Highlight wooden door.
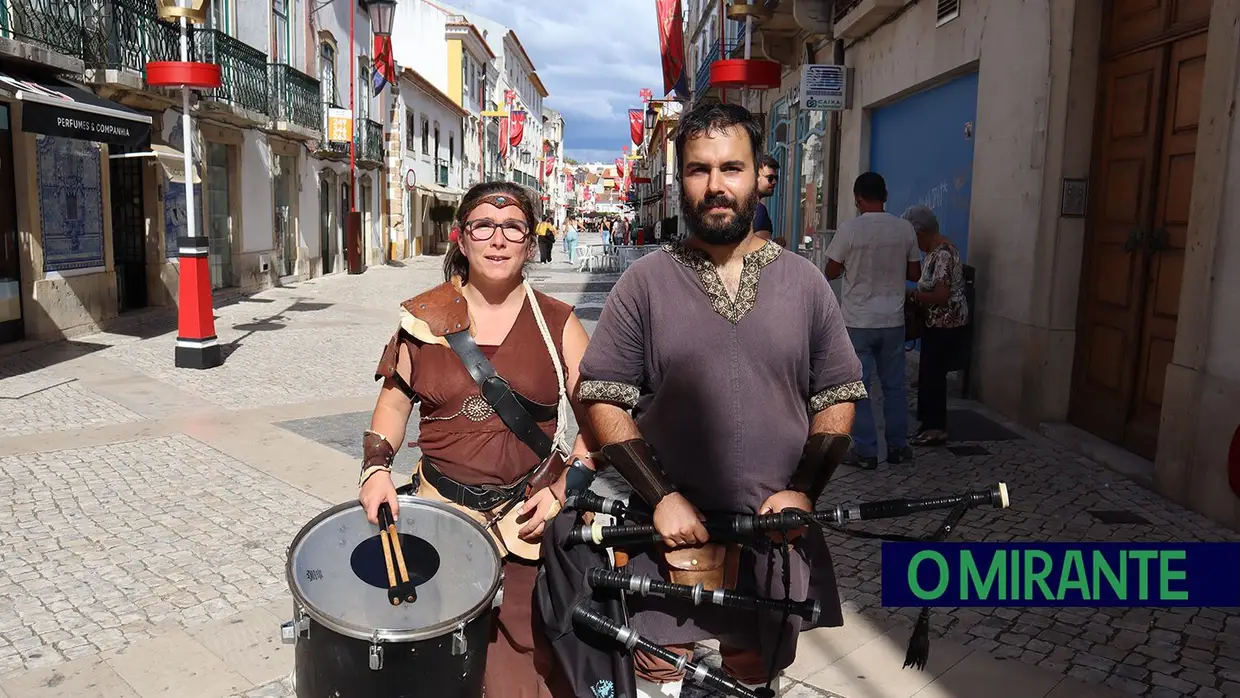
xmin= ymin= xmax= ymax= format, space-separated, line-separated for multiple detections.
xmin=1069 ymin=0 xmax=1209 ymax=459
xmin=1126 ymin=32 xmax=1206 ymax=456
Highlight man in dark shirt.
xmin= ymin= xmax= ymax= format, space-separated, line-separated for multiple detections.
xmin=752 ymin=154 xmax=779 ymax=240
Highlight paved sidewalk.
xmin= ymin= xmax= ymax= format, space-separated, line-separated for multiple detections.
xmin=0 ymin=246 xmax=1233 ymax=698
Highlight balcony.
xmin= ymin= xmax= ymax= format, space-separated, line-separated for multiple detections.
xmin=435 ymin=158 xmax=449 ymax=186
xmin=268 ymin=63 xmax=321 ymax=139
xmin=0 ymin=0 xmax=87 ymax=71
xmin=832 ymin=0 xmax=905 ymax=39
xmin=693 ymin=44 xmax=720 ymax=103
xmin=193 ymin=28 xmax=269 ymax=123
xmin=357 ymin=118 xmax=382 ymax=167
xmin=314 ymin=101 xmax=349 ymax=159
xmin=81 ymin=0 xmax=181 ymax=102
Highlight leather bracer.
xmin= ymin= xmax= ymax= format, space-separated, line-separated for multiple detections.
xmin=788 ymin=433 xmax=853 ymax=503
xmin=599 ymin=439 xmax=675 ymax=508
xmin=362 ymin=430 xmax=396 ymax=470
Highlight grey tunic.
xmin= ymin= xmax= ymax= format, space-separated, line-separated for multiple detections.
xmin=577 ymin=240 xmax=866 ymax=669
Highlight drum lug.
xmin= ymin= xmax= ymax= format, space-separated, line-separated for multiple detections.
xmin=370 ymin=631 xmax=384 ymax=670
xmin=280 ymin=614 xmax=309 ymax=644
xmin=451 ymin=624 xmax=467 ymax=656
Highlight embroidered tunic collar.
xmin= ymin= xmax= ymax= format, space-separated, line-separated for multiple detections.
xmin=663 ymin=239 xmax=782 ymax=324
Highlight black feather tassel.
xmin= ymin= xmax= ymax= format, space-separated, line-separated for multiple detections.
xmin=903 ymin=607 xmax=931 ymax=670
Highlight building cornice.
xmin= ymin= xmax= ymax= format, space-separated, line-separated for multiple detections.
xmin=400 ymin=67 xmax=470 ymax=119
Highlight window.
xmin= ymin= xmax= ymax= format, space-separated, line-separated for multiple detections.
xmin=421 ymin=117 xmax=430 ymax=155
xmin=357 ymin=57 xmax=369 ymax=121
xmin=449 ymin=134 xmax=455 ymax=169
xmin=406 ymin=110 xmax=416 ymax=150
xmin=433 ymin=122 xmax=441 ymax=160
xmin=461 ymin=61 xmax=469 ymax=103
xmin=320 ymin=42 xmax=337 ymax=105
xmin=210 ymin=0 xmax=228 ymax=33
xmin=272 ymin=0 xmax=289 ymax=63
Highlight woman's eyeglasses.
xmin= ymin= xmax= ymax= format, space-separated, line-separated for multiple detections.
xmin=463 ymin=219 xmax=530 ymax=243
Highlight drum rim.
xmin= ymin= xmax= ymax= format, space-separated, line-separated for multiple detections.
xmin=285 ymin=494 xmax=503 ymax=643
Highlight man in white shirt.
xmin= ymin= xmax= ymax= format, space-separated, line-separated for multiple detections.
xmin=825 ymin=172 xmax=922 ymax=468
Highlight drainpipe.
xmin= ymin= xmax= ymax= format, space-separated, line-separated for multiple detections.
xmin=825 ymin=37 xmax=844 ymax=230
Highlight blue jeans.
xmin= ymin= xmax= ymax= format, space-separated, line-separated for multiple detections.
xmin=564 ymin=235 xmax=578 ymax=262
xmin=847 ymin=326 xmax=909 ymax=458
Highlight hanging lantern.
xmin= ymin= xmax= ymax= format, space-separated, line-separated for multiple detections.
xmin=156 ymin=0 xmax=211 ymax=24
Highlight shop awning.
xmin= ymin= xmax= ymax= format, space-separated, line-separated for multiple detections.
xmin=0 ymin=72 xmax=151 ymax=147
xmin=417 ymin=182 xmax=464 ymax=198
xmin=108 ymin=144 xmax=201 ymax=183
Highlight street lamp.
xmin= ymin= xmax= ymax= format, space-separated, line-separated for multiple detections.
xmin=366 ymin=0 xmax=397 ymax=36
xmin=644 ymin=106 xmax=657 ymax=134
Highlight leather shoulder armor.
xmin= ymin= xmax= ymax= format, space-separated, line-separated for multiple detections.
xmin=400 ymin=282 xmax=471 ymax=338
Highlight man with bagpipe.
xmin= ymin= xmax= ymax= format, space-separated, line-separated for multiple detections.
xmin=535 ymin=102 xmax=866 ymax=698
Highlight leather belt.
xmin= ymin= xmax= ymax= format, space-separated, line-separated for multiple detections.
xmin=420 ymin=457 xmax=526 ymax=512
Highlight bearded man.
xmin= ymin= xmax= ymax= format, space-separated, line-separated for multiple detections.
xmin=574 ymin=103 xmax=866 ymax=697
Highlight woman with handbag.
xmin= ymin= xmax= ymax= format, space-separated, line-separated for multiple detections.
xmin=359 ymin=181 xmax=597 ymax=697
xmin=903 ymin=205 xmax=969 ymax=447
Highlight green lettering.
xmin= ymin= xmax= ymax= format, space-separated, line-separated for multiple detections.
xmin=962 ymin=550 xmax=1004 ymax=601
xmin=1010 ymin=546 xmax=1019 ymax=600
xmin=1023 ymin=550 xmax=1055 ymax=600
xmin=1159 ymin=550 xmax=1188 ymax=601
xmin=1058 ymin=550 xmax=1090 ymax=601
xmin=1092 ymin=550 xmax=1126 ymax=600
xmin=1129 ymin=550 xmax=1157 ymax=600
xmin=908 ymin=551 xmax=949 ymax=600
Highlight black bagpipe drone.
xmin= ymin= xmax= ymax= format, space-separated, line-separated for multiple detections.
xmin=544 ymin=482 xmax=1011 ymax=698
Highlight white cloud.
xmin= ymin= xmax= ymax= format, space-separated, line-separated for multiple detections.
xmin=450 ymin=0 xmax=665 ymax=158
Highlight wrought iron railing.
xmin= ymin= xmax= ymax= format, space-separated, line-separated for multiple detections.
xmin=268 ymin=63 xmax=321 ymax=131
xmin=435 ymin=158 xmax=448 ymax=186
xmin=694 ymin=44 xmax=719 ymax=101
xmin=3 ymin=0 xmax=88 ymax=58
xmin=194 ymin=28 xmax=269 ymax=115
xmin=358 ymin=118 xmax=383 ymax=162
xmin=82 ymin=0 xmax=180 ymax=74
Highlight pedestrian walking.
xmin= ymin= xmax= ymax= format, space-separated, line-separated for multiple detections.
xmin=903 ymin=205 xmax=969 ymax=446
xmin=563 ymin=215 xmax=579 ymax=264
xmin=753 ymin=154 xmax=778 ymax=240
xmin=361 ymin=181 xmax=598 ymax=698
xmin=825 ymin=172 xmax=922 ymax=469
xmin=536 ymin=214 xmax=555 ymax=263
xmin=575 ymin=102 xmax=863 ymax=698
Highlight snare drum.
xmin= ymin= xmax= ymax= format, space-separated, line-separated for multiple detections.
xmin=281 ymin=495 xmax=503 ymax=697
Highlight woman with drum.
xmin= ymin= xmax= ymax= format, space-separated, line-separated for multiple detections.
xmin=359 ymin=181 xmax=597 ymax=697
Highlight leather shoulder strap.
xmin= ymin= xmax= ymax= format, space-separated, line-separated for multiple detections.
xmin=445 ymin=329 xmax=555 ymax=461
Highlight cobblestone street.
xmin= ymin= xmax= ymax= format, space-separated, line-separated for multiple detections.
xmin=0 ymin=245 xmax=1236 ymax=698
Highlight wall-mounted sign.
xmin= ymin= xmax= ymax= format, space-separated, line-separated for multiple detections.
xmin=800 ymin=64 xmax=847 ymax=111
xmin=1060 ymin=178 xmax=1088 ymax=218
xmin=327 ymin=108 xmax=352 ymax=143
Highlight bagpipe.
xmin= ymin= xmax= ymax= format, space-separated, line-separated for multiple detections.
xmin=535 ymin=482 xmax=1012 ymax=698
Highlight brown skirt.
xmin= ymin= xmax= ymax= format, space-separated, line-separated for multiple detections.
xmin=484 ymin=557 xmax=574 ymax=698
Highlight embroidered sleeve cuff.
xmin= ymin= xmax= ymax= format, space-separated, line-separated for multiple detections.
xmin=809 ymin=381 xmax=868 ymax=412
xmin=577 ymin=380 xmax=641 ymax=409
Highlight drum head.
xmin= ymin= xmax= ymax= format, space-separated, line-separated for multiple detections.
xmin=287 ymin=495 xmax=502 ymax=642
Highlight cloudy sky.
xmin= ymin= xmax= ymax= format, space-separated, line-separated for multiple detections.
xmin=448 ymin=0 xmax=664 ymax=164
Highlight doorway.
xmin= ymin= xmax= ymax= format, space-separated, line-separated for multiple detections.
xmin=110 ymin=144 xmax=148 ymax=312
xmin=1068 ymin=1 xmax=1210 ymax=459
xmin=205 ymin=141 xmax=233 ymax=290
xmin=275 ymin=154 xmax=296 ymax=277
xmin=360 ymin=177 xmax=373 ymax=264
xmin=320 ymin=172 xmax=334 ymax=274
xmin=0 ymin=104 xmax=21 ymax=343
xmin=340 ymin=180 xmax=351 ymax=267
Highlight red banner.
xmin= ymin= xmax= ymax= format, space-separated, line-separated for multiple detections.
xmin=509 ymin=111 xmax=525 ymax=147
xmin=499 ymin=119 xmax=509 ymax=157
xmin=615 ymin=158 xmax=625 ymax=178
xmin=544 ymin=158 xmax=554 ymax=177
xmin=629 ymin=109 xmax=644 ymax=147
xmin=656 ymin=0 xmax=689 ymax=96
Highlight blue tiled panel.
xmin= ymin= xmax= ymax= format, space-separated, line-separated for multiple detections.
xmin=38 ymin=136 xmax=105 ymax=273
xmin=163 ymin=177 xmax=203 ymax=259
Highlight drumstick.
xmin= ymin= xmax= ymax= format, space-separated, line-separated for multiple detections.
xmin=379 ymin=503 xmax=417 ymax=604
xmin=378 ymin=526 xmax=400 ymax=601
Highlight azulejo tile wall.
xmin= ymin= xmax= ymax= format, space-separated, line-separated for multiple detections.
xmin=163 ymin=177 xmax=203 ymax=259
xmin=37 ymin=135 xmax=105 ymax=273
